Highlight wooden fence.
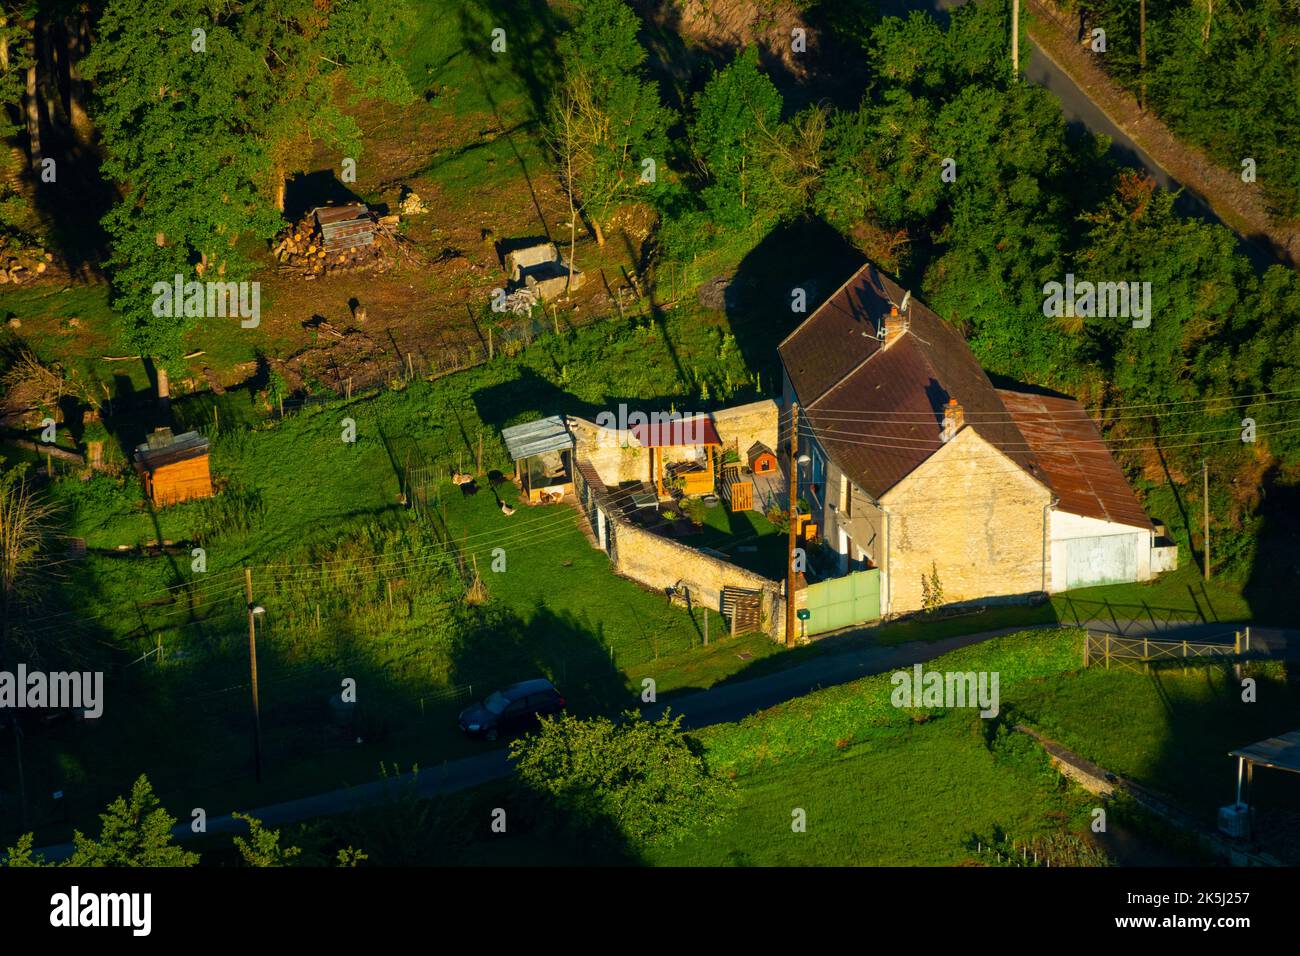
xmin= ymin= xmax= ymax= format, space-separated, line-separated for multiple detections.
xmin=1084 ymin=627 xmax=1251 ymax=673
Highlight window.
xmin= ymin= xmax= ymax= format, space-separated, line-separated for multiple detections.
xmin=484 ymin=692 xmax=510 ymax=715
xmin=808 ymin=447 xmax=825 ymax=505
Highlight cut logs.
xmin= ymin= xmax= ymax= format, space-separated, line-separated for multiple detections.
xmin=273 ymin=203 xmax=385 ymax=276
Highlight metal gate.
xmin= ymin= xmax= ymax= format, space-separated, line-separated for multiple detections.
xmin=802 ymin=568 xmax=880 ymax=636
xmin=1065 ymin=533 xmax=1139 ymax=589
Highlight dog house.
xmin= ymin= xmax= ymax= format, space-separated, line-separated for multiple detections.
xmin=502 ymin=415 xmax=576 ymax=504
xmin=748 ymin=441 xmax=778 ymax=475
xmin=133 ymin=428 xmax=213 ymax=507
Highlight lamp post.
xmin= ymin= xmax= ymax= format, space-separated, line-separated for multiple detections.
xmin=248 ymin=602 xmax=265 ymax=782
xmin=245 ymin=567 xmax=266 ymax=782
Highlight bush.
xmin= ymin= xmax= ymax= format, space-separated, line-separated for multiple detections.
xmin=509 ymin=710 xmax=735 ymax=847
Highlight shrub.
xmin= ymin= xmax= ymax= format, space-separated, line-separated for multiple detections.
xmin=510 ymin=710 xmax=735 ymax=847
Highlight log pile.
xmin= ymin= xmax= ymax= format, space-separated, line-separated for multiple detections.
xmin=0 ymin=248 xmax=52 ymax=284
xmin=272 ymin=212 xmax=385 ymax=276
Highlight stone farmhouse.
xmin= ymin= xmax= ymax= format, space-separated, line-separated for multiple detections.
xmin=779 ymin=261 xmax=1176 ymax=618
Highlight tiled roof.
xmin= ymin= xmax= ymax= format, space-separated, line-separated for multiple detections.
xmin=629 ymin=415 xmax=722 ymax=448
xmin=997 ymin=389 xmax=1154 ymax=530
xmin=781 ymin=262 xmax=1037 ymax=498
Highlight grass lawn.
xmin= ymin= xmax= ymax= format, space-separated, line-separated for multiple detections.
xmin=336 ymin=629 xmax=1112 ymax=866
xmin=691 ymin=501 xmax=787 ymax=580
xmin=1012 ymin=662 xmax=1300 ymax=821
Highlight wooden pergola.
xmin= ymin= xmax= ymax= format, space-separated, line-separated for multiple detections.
xmin=629 ymin=415 xmax=723 ymax=499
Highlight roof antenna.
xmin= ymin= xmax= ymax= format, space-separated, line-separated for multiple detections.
xmin=900 ymin=290 xmax=912 ymax=313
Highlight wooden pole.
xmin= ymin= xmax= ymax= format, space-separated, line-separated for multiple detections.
xmin=1203 ymin=459 xmax=1211 ymax=580
xmin=786 ymin=403 xmax=799 ymax=648
xmin=245 ymin=568 xmax=263 ymax=783
xmin=1139 ymin=0 xmax=1147 ymax=110
xmin=1011 ymin=0 xmax=1019 ymax=78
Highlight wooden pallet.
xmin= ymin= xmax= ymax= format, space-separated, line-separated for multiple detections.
xmin=722 ymin=586 xmax=763 ymax=636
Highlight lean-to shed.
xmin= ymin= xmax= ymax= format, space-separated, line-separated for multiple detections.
xmin=502 ymin=415 xmax=576 ymax=503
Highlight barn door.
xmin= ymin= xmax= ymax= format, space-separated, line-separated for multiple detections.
xmin=1065 ymin=534 xmax=1139 ymax=589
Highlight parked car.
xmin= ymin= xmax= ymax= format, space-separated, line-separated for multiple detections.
xmin=457 ymin=678 xmax=565 ymax=741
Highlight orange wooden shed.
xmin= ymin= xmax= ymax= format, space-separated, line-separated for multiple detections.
xmin=133 ymin=429 xmax=214 ymax=507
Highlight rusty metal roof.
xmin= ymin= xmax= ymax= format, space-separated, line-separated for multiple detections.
xmin=997 ymin=389 xmax=1153 ymax=530
xmin=312 ymin=203 xmax=375 ymax=252
xmin=630 ymin=415 xmax=722 ymax=448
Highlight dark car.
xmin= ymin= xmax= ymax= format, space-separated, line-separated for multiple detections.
xmin=458 ymin=678 xmax=565 ymax=741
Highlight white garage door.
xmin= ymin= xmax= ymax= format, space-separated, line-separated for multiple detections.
xmin=1065 ymin=534 xmax=1139 ymax=589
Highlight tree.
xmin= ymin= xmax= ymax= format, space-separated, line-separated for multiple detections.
xmin=690 ymin=47 xmax=786 ymax=228
xmin=65 ymin=775 xmax=199 ymax=867
xmin=510 ymin=710 xmax=734 ymax=847
xmin=548 ymin=0 xmax=674 ymax=246
xmin=82 ymin=0 xmax=415 ymax=401
xmin=232 ymin=812 xmax=302 ymax=867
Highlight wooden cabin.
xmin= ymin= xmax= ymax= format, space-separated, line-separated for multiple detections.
xmin=502 ymin=415 xmax=575 ymax=504
xmin=748 ymin=441 xmax=778 ymax=475
xmin=133 ymin=429 xmax=213 ymax=507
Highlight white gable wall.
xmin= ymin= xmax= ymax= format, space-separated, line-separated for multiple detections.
xmin=1050 ymin=509 xmax=1154 ymax=591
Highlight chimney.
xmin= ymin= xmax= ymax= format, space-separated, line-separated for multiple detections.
xmin=941 ymin=399 xmax=964 ymax=442
xmin=883 ymin=305 xmax=908 ymax=347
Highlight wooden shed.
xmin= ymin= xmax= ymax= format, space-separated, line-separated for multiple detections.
xmin=502 ymin=415 xmax=575 ymax=504
xmin=312 ymin=203 xmax=375 ymax=254
xmin=133 ymin=429 xmax=213 ymax=507
xmin=748 ymin=441 xmax=778 ymax=475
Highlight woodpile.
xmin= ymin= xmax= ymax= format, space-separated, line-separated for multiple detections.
xmin=272 ymin=211 xmax=385 ymax=276
xmin=0 ymin=249 xmax=52 ymax=284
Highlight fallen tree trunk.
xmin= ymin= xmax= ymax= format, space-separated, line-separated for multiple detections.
xmin=4 ymin=438 xmax=85 ymax=463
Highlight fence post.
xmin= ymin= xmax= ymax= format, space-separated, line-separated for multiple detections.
xmin=1142 ymin=635 xmax=1149 ymax=673
xmin=1235 ymin=631 xmax=1241 ymax=655
xmin=1105 ymin=634 xmax=1111 ymax=670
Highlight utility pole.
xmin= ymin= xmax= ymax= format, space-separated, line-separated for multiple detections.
xmin=786 ymin=403 xmax=799 ymax=649
xmin=245 ymin=568 xmax=263 ymax=782
xmin=1202 ymin=460 xmax=1211 ymax=581
xmin=1011 ymin=0 xmax=1019 ymax=79
xmin=1139 ymin=0 xmax=1148 ymax=110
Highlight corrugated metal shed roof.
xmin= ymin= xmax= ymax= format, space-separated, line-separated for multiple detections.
xmin=1231 ymin=730 xmax=1300 ymax=773
xmin=312 ymin=203 xmax=375 ymax=253
xmin=134 ymin=430 xmax=209 ymax=469
xmin=998 ymin=389 xmax=1153 ymax=530
xmin=629 ymin=415 xmax=722 ymax=448
xmin=502 ymin=415 xmax=574 ymax=460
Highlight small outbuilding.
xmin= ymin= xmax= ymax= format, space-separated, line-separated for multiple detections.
xmin=502 ymin=415 xmax=575 ymax=504
xmin=312 ymin=203 xmax=376 ymax=254
xmin=504 ymin=242 xmax=582 ymax=301
xmin=133 ymin=428 xmax=213 ymax=507
xmin=748 ymin=441 xmax=778 ymax=475
xmin=630 ymin=415 xmax=722 ymax=498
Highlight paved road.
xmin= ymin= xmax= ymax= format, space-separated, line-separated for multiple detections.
xmin=33 ymin=616 xmax=1295 ymax=861
xmin=873 ymin=0 xmax=1277 ymax=271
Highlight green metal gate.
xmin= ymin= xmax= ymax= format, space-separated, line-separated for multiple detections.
xmin=802 ymin=568 xmax=881 ymax=637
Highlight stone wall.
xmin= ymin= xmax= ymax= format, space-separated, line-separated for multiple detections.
xmin=570 ymin=416 xmax=647 ymax=486
xmin=712 ymin=398 xmax=780 ymax=460
xmin=573 ymin=456 xmax=787 ymax=640
xmin=881 ymin=427 xmax=1052 ymax=615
